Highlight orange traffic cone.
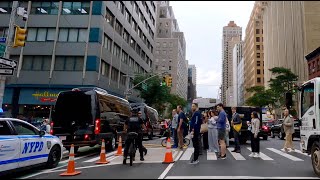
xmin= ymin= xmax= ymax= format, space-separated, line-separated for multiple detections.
xmin=115 ymin=136 xmax=123 ymax=156
xmin=162 ymin=138 xmax=174 ymax=164
xmin=60 ymin=144 xmax=81 ymax=176
xmin=96 ymin=139 xmax=109 ymax=164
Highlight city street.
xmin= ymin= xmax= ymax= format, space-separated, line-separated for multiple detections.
xmin=4 ymin=137 xmax=319 ymax=179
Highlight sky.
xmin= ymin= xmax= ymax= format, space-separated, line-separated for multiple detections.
xmin=170 ymin=1 xmax=254 ymax=99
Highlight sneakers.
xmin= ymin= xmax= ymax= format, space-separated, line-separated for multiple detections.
xmin=140 ymin=157 xmax=144 ymax=161
xmin=253 ymin=153 xmax=260 ymax=158
xmin=189 ymin=160 xmax=199 ymax=164
xmin=249 ymin=153 xmax=255 ymax=157
xmin=220 ymin=155 xmax=227 ymax=160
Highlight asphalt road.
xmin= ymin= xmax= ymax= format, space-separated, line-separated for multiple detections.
xmin=3 ymin=136 xmax=320 ymax=179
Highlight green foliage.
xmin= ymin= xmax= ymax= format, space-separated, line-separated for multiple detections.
xmin=245 ymin=86 xmax=275 ymax=107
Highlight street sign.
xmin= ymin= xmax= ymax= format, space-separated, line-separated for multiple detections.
xmin=0 ymin=37 xmax=6 ymax=43
xmin=142 ymin=82 xmax=148 ymax=90
xmin=0 ymin=57 xmax=17 ymax=68
xmin=0 ymin=67 xmax=14 ymax=75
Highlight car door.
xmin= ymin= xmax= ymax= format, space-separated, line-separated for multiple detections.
xmin=11 ymin=121 xmax=47 ymax=167
xmin=0 ymin=120 xmax=20 ymax=172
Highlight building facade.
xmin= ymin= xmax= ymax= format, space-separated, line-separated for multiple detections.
xmin=231 ymin=42 xmax=243 ymax=107
xmin=305 ymin=47 xmax=320 ymax=80
xmin=237 ymin=57 xmax=245 ymax=106
xmin=221 ymin=21 xmax=242 ymax=105
xmin=0 ymin=1 xmax=156 ymax=118
xmin=243 ymin=1 xmax=265 ymax=103
xmin=187 ymin=65 xmax=197 ymax=101
xmin=263 ymin=1 xmax=320 ymax=86
xmin=153 ymin=1 xmax=188 ymax=100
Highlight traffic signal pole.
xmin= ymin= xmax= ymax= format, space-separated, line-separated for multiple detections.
xmin=0 ymin=1 xmax=18 ymax=107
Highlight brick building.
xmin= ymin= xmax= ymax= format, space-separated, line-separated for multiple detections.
xmin=306 ymin=47 xmax=320 ymax=80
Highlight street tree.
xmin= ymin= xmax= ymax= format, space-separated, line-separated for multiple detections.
xmin=245 ymin=86 xmax=275 ymax=108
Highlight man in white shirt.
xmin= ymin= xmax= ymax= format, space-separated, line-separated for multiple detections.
xmin=171 ymin=109 xmax=179 ymax=148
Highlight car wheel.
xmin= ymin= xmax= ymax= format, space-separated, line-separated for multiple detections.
xmin=46 ymin=145 xmax=61 ymax=168
xmin=107 ymin=135 xmax=117 ymax=151
xmin=311 ymin=142 xmax=320 ymax=177
xmin=271 ymin=131 xmax=275 ymax=138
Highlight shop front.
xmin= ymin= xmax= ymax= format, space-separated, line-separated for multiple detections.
xmin=3 ymin=87 xmax=71 ymax=119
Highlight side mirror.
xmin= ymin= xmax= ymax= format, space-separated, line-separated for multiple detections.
xmin=40 ymin=130 xmax=46 ymax=137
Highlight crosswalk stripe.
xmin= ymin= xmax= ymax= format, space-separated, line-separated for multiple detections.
xmin=294 ymin=149 xmax=311 ymax=157
xmin=180 ymin=148 xmax=194 ymax=160
xmin=174 ymin=151 xmax=184 ymax=161
xmin=267 ymin=148 xmax=304 ymax=161
xmin=83 ymin=151 xmax=118 ymax=163
xmin=246 ymin=147 xmax=273 ymax=160
xmin=207 ymin=151 xmax=217 ymax=160
xmin=227 ymin=148 xmax=246 ymax=160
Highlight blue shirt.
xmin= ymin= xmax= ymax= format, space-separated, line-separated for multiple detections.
xmin=178 ymin=112 xmax=186 ymax=129
xmin=217 ymin=110 xmax=227 ymax=129
xmin=190 ymin=110 xmax=202 ymax=134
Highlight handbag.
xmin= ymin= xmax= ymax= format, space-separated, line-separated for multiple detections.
xmin=200 ymin=123 xmax=208 ymax=133
xmin=233 ymin=123 xmax=242 ymax=132
xmin=226 ymin=117 xmax=230 ymax=132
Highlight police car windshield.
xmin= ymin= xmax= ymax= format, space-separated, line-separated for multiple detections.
xmin=53 ymin=91 xmax=93 ymax=130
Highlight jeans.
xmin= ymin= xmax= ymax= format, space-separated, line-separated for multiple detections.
xmin=233 ymin=130 xmax=240 ymax=150
xmin=124 ymin=133 xmax=144 ymax=158
xmin=192 ymin=133 xmax=200 ymax=161
xmin=208 ymin=128 xmax=219 ymax=152
xmin=173 ymin=128 xmax=178 ymax=147
xmin=251 ymin=133 xmax=260 ymax=153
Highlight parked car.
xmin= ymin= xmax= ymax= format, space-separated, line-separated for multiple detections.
xmin=270 ymin=119 xmax=301 ymax=140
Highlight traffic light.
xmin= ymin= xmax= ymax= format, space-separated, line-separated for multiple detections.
xmin=163 ymin=76 xmax=167 ymax=86
xmin=167 ymin=76 xmax=172 ymax=87
xmin=13 ymin=25 xmax=27 ymax=47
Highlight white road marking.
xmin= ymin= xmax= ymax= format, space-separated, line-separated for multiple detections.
xmin=267 ymin=148 xmax=304 ymax=161
xmin=294 ymin=149 xmax=311 ymax=157
xmin=227 ymin=148 xmax=246 ymax=160
xmin=83 ymin=151 xmax=117 ymax=163
xmin=158 ymin=149 xmax=184 ymax=179
xmin=174 ymin=151 xmax=184 ymax=161
xmin=165 ymin=176 xmax=319 ymax=179
xmin=247 ymin=147 xmax=273 ymax=160
xmin=180 ymin=148 xmax=194 ymax=160
xmin=207 ymin=151 xmax=217 ymax=160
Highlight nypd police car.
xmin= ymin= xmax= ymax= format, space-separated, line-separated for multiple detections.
xmin=0 ymin=118 xmax=63 ymax=174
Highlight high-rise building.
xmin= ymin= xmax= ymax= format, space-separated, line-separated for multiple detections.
xmin=0 ymin=1 xmax=156 ymax=117
xmin=237 ymin=57 xmax=245 ymax=106
xmin=188 ymin=64 xmax=197 ymax=102
xmin=154 ymin=1 xmax=188 ymax=100
xmin=263 ymin=1 xmax=320 ymax=86
xmin=243 ymin=1 xmax=265 ymax=102
xmin=221 ymin=21 xmax=242 ymax=105
xmin=231 ymin=41 xmax=243 ymax=107
xmin=188 ymin=64 xmax=197 ymax=85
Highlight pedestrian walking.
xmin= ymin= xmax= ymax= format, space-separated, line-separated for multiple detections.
xmin=208 ymin=110 xmax=219 ymax=153
xmin=171 ymin=109 xmax=179 ymax=148
xmin=202 ymin=112 xmax=209 ymax=151
xmin=282 ymin=108 xmax=295 ymax=152
xmin=249 ymin=111 xmax=261 ymax=158
xmin=177 ymin=105 xmax=187 ymax=150
xmin=216 ymin=103 xmax=227 ymax=159
xmin=231 ymin=107 xmax=241 ymax=153
xmin=189 ymin=103 xmax=202 ymax=164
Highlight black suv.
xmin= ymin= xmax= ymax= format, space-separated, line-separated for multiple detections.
xmin=270 ymin=119 xmax=301 ymax=140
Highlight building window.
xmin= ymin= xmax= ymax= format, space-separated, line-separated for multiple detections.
xmin=0 ymin=1 xmax=12 ymax=14
xmin=155 ymin=65 xmax=158 ymax=70
xmin=56 ymin=28 xmax=87 ymax=42
xmin=121 ymin=50 xmax=128 ymax=65
xmin=142 ymin=34 xmax=146 ymax=44
xmin=130 ymin=38 xmax=136 ymax=49
xmin=137 ymin=28 xmax=142 ymax=38
xmin=129 ymin=57 xmax=134 ymax=67
xmin=256 ymin=45 xmax=260 ymax=50
xmin=132 ymin=20 xmax=137 ymax=32
xmin=256 ymin=29 xmax=260 ymax=34
xmin=115 ymin=20 xmax=123 ymax=35
xmin=257 ymin=77 xmax=261 ymax=83
xmin=122 ymin=29 xmax=130 ymax=43
xmin=255 ymin=20 xmax=260 ymax=26
xmin=163 ymin=50 xmax=167 ymax=55
xmin=22 ymin=56 xmax=52 ymax=71
xmin=101 ymin=60 xmax=110 ymax=77
xmin=54 ymin=56 xmax=83 ymax=71
xmin=106 ymin=7 xmax=115 ymax=27
xmin=117 ymin=1 xmax=124 ymax=14
xmin=256 ymin=37 xmax=260 ymax=42
xmin=125 ymin=9 xmax=131 ymax=24
xmin=156 ymin=42 xmax=160 ymax=47
xmin=317 ymin=60 xmax=320 ymax=71
xmin=256 ymin=53 xmax=261 ymax=58
xmin=62 ymin=2 xmax=90 ymax=15
xmin=113 ymin=43 xmax=121 ymax=59
xmin=31 ymin=1 xmax=59 ymax=15
xmin=0 ymin=27 xmax=8 ymax=37
xmin=103 ymin=34 xmax=112 ymax=52
xmin=136 ymin=45 xmax=141 ymax=56
xmin=141 ymin=50 xmax=145 ymax=61
xmin=111 ymin=67 xmax=119 ymax=82
xmin=257 ymin=61 xmax=260 ymax=66
xmin=169 ymin=66 xmax=171 ymax=70
xmin=257 ymin=69 xmax=261 ymax=74
xmin=120 ymin=72 xmax=126 ymax=86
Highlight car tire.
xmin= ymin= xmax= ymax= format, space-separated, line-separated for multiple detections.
xmin=46 ymin=145 xmax=61 ymax=168
xmin=271 ymin=131 xmax=275 ymax=138
xmin=107 ymin=135 xmax=117 ymax=151
xmin=311 ymin=141 xmax=320 ymax=177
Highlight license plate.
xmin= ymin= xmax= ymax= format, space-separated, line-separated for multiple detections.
xmin=59 ymin=136 xmax=66 ymax=141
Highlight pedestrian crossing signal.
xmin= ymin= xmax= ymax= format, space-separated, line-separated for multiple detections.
xmin=13 ymin=25 xmax=27 ymax=47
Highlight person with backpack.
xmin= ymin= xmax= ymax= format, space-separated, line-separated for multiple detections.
xmin=231 ymin=107 xmax=242 ymax=153
xmin=177 ymin=105 xmax=187 ymax=150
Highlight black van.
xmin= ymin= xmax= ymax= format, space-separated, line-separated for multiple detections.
xmin=52 ymin=87 xmax=131 ymax=153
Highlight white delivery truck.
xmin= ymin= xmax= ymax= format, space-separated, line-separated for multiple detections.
xmin=298 ymin=77 xmax=320 ymax=176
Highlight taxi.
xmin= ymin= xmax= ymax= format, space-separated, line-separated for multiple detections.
xmin=0 ymin=118 xmax=63 ymax=175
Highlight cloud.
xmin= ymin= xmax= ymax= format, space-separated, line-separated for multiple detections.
xmin=170 ymin=1 xmax=254 ymax=98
